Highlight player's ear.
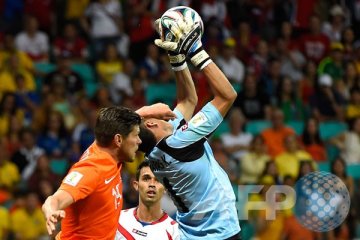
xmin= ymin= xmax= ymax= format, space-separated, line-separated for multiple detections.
xmin=133 ymin=180 xmax=139 ymax=191
xmin=114 ymin=134 xmax=122 ymax=147
xmin=144 ymin=119 xmax=158 ymax=129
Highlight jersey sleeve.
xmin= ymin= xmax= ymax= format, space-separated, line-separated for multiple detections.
xmin=59 ymin=164 xmax=100 ymax=202
xmin=168 ymin=108 xmax=186 ymax=133
xmin=166 ymin=102 xmax=223 ymax=148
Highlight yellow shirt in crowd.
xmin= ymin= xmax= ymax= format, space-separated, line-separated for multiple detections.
xmin=96 ymin=60 xmax=123 ymax=84
xmin=0 ymin=161 xmax=20 ymax=189
xmin=0 ymin=207 xmax=9 ymax=240
xmin=10 ymin=208 xmax=47 ymax=240
xmin=275 ymin=150 xmax=314 ymax=179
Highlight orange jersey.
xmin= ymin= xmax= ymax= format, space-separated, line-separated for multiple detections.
xmin=58 ymin=142 xmax=123 ymax=240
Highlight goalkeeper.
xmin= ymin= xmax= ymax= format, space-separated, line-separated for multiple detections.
xmin=137 ymin=13 xmax=241 ymax=240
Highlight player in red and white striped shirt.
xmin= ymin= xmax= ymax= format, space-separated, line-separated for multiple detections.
xmin=115 ymin=161 xmax=179 ymax=240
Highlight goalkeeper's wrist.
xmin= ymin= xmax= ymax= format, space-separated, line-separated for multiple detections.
xmin=188 ymin=47 xmax=212 ymax=70
xmin=168 ymin=53 xmax=187 ymax=71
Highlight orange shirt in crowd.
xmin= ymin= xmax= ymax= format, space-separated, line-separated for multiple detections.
xmin=57 ymin=142 xmax=123 ymax=240
xmin=304 ymin=144 xmax=327 ymax=162
xmin=261 ymin=127 xmax=295 ymax=157
xmin=283 ymin=215 xmax=318 ymax=240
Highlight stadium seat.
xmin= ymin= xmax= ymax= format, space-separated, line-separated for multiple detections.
xmin=213 ymin=120 xmax=230 ymax=138
xmin=84 ymin=82 xmax=99 ymax=98
xmin=49 ymin=158 xmax=69 ymax=176
xmin=71 ymin=63 xmax=96 ymax=83
xmin=145 ymin=83 xmax=177 ymax=106
xmin=317 ymin=161 xmax=330 ymax=172
xmin=347 ymin=164 xmax=360 ymax=179
xmin=319 ymin=121 xmax=348 ymax=140
xmin=34 ymin=62 xmax=56 ymax=91
xmin=35 ymin=62 xmax=57 ymax=73
xmin=287 ymin=121 xmax=304 ymax=135
xmin=245 ymin=120 xmax=271 ymax=135
xmin=325 ymin=144 xmax=340 ymax=162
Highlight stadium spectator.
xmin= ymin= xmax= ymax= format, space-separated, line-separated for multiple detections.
xmin=109 ymin=58 xmax=135 ymax=104
xmin=329 ymin=157 xmax=356 ymax=239
xmin=296 ymin=160 xmax=315 ymax=180
xmin=346 ymin=88 xmax=360 ymax=121
xmin=3 ymin=114 xmax=22 ymax=156
xmin=247 ymin=175 xmax=285 ymax=240
xmin=14 ymin=73 xmax=40 ymax=125
xmin=322 ymin=5 xmax=347 ymax=42
xmin=115 ymin=161 xmax=179 ymax=239
xmin=0 ymin=138 xmax=20 ymax=191
xmin=0 ymin=92 xmax=24 ymax=138
xmin=240 ymin=135 xmax=270 ymax=184
xmin=275 ymin=135 xmax=315 ymax=179
xmin=318 ymin=42 xmax=345 ymax=82
xmin=36 ymin=110 xmax=70 ymax=160
xmin=275 ymin=76 xmax=306 ymax=122
xmin=299 ymin=15 xmax=330 ymax=64
xmin=71 ymin=108 xmax=96 ymax=160
xmin=221 ymin=108 xmax=252 ymax=161
xmin=298 ymin=61 xmax=318 ymax=105
xmin=43 ymin=55 xmax=84 ymax=97
xmin=330 ymin=117 xmax=360 ymax=164
xmin=259 ymin=160 xmax=281 ymax=185
xmin=216 ymin=38 xmax=245 ymax=84
xmin=344 ymin=61 xmax=360 ymax=90
xmin=310 ymin=74 xmax=345 ymax=121
xmin=96 ymin=43 xmax=123 ymax=85
xmin=91 ymin=86 xmax=113 ymax=109
xmin=27 ymin=154 xmax=61 ymax=198
xmin=261 ymin=109 xmax=295 ymax=157
xmin=0 ymin=205 xmax=9 ymax=240
xmin=0 ymin=33 xmax=34 ymax=73
xmin=342 ymin=27 xmax=356 ymax=62
xmin=24 ymin=0 xmax=55 ymax=34
xmin=260 ymin=57 xmax=283 ymax=103
xmin=301 ymin=118 xmax=327 ymax=161
xmin=11 ymin=127 xmax=45 ymax=181
xmin=139 ymin=44 xmax=162 ymax=80
xmin=31 ymin=93 xmax=55 ymax=133
xmin=10 ymin=192 xmax=47 ymax=239
xmin=0 ymin=54 xmax=35 ymax=94
xmin=53 ymin=22 xmax=88 ymax=62
xmin=15 ymin=15 xmax=49 ymax=62
xmin=248 ymin=39 xmax=269 ymax=77
xmin=82 ymin=0 xmax=123 ymax=55
xmin=233 ymin=72 xmax=271 ymax=120
xmin=234 ymin=21 xmax=259 ymax=64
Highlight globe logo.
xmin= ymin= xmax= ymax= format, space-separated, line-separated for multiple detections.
xmin=294 ymin=171 xmax=351 ymax=232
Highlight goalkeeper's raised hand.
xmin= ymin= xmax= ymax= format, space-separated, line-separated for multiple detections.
xmin=154 ymin=16 xmax=212 ymax=70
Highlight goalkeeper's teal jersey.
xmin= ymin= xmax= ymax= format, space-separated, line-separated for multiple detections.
xmin=147 ymin=103 xmax=240 ymax=240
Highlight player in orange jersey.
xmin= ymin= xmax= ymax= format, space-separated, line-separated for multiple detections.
xmin=42 ymin=106 xmax=143 ymax=240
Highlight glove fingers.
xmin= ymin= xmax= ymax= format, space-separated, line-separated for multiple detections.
xmin=154 ymin=18 xmax=161 ymax=36
xmin=169 ymin=23 xmax=182 ymax=40
xmin=154 ymin=39 xmax=178 ymax=51
xmin=177 ymin=17 xmax=191 ymax=34
xmin=183 ymin=11 xmax=194 ymax=27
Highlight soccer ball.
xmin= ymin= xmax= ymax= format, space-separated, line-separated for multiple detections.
xmin=158 ymin=6 xmax=204 ymax=42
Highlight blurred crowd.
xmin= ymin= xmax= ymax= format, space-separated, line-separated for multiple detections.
xmin=1 ymin=0 xmax=360 ymax=239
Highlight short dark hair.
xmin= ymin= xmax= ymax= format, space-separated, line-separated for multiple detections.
xmin=135 ymin=160 xmax=150 ymax=180
xmin=138 ymin=123 xmax=157 ymax=156
xmin=94 ymin=106 xmax=141 ymax=147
